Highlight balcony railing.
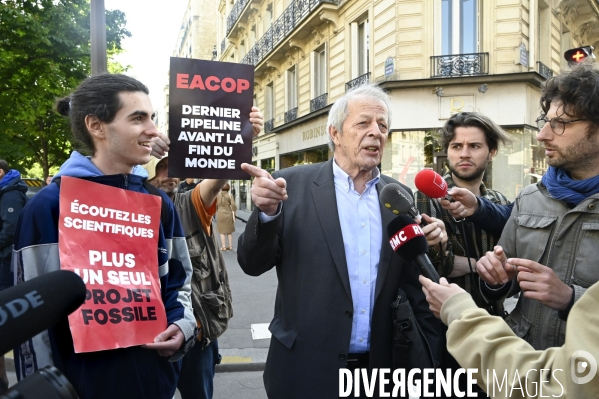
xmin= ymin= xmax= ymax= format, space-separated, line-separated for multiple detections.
xmin=537 ymin=61 xmax=554 ymax=79
xmin=226 ymin=0 xmax=251 ymax=37
xmin=430 ymin=53 xmax=489 ymax=78
xmin=284 ymin=107 xmax=298 ymax=123
xmin=221 ymin=38 xmax=226 ymax=55
xmin=310 ymin=93 xmax=328 ymax=112
xmin=265 ymin=118 xmax=274 ymax=133
xmin=241 ymin=0 xmax=340 ymax=66
xmin=345 ymin=73 xmax=371 ymax=91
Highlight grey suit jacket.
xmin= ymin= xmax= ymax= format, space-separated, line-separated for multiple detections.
xmin=238 ymin=159 xmax=443 ymax=398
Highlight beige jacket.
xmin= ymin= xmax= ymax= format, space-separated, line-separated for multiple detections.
xmin=442 ymin=282 xmax=599 ymax=398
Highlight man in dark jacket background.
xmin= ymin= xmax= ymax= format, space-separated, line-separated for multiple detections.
xmin=0 ymin=158 xmax=28 ymax=392
xmin=0 ymin=159 xmax=27 ymax=288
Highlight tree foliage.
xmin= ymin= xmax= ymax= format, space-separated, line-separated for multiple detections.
xmin=0 ymin=0 xmax=130 ymax=179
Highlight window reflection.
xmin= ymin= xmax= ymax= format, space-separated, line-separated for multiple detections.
xmin=279 ymin=145 xmax=330 ymax=169
xmin=380 ymin=131 xmax=427 ymax=192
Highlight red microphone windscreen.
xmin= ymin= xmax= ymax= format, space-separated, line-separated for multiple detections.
xmin=387 ymin=215 xmax=428 ymax=263
xmin=414 ymin=169 xmax=448 ymax=199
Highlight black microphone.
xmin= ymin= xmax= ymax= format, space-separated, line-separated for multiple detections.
xmin=387 ymin=214 xmax=441 ymax=283
xmin=379 ymin=183 xmax=428 ymax=226
xmin=0 ymin=270 xmax=86 ymax=355
xmin=0 ymin=366 xmax=79 ymax=399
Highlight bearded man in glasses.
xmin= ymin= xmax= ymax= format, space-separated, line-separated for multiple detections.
xmin=433 ymin=62 xmax=599 ymax=354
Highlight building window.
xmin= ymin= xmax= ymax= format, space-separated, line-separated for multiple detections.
xmin=286 ymin=65 xmax=297 ymax=110
xmin=350 ymin=17 xmax=370 ymax=79
xmin=380 ymin=131 xmax=427 ymax=192
xmin=265 ymin=82 xmax=275 ymax=132
xmin=488 ymin=127 xmax=545 ymax=199
xmin=265 ymin=82 xmax=274 ymax=120
xmin=264 ymin=3 xmax=273 ymax=33
xmin=260 ymin=157 xmax=276 ymax=174
xmin=441 ymin=0 xmax=478 ymax=55
xmin=221 ymin=14 xmax=226 ymax=40
xmin=537 ymin=2 xmax=551 ymax=69
xmin=314 ymin=46 xmax=327 ymax=97
xmin=280 ymin=145 xmax=330 ymax=169
xmin=357 ymin=19 xmax=369 ymax=75
xmin=250 ymin=25 xmax=256 ymax=47
xmin=240 ymin=40 xmax=246 ymax=59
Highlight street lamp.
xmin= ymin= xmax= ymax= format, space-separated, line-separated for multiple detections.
xmin=90 ymin=0 xmax=107 ymax=76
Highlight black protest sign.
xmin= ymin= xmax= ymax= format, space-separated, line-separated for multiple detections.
xmin=168 ymin=57 xmax=254 ymax=179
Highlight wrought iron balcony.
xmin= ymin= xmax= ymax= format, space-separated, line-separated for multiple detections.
xmin=310 ymin=93 xmax=328 ymax=112
xmin=226 ymin=0 xmax=251 ymax=37
xmin=284 ymin=107 xmax=298 ymax=123
xmin=221 ymin=38 xmax=226 ymax=55
xmin=241 ymin=0 xmax=340 ymax=66
xmin=537 ymin=61 xmax=554 ymax=80
xmin=430 ymin=53 xmax=489 ymax=78
xmin=265 ymin=118 xmax=274 ymax=133
xmin=345 ymin=73 xmax=371 ymax=91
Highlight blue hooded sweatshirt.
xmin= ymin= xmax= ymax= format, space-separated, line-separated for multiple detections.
xmin=12 ymin=152 xmax=196 ymax=399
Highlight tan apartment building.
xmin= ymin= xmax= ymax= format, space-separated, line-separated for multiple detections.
xmin=159 ymin=0 xmax=219 ymax=135
xmin=216 ymin=0 xmax=598 ymax=209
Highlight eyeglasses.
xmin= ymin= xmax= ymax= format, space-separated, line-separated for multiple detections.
xmin=535 ymin=115 xmax=588 ymax=136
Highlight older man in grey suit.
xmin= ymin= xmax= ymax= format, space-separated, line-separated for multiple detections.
xmin=238 ymin=84 xmax=444 ymax=398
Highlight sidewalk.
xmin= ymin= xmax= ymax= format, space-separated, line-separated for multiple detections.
xmin=218 ymin=208 xmax=272 ymax=373
xmin=235 ymin=208 xmax=252 ymax=224
xmin=4 ymin=348 xmax=268 ymax=374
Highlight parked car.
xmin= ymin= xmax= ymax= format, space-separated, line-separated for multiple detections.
xmin=22 ymin=178 xmax=44 ymax=198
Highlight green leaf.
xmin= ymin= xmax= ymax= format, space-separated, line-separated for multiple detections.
xmin=0 ymin=0 xmax=129 ymax=178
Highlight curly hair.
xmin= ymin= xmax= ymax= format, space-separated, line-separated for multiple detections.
xmin=541 ymin=61 xmax=599 ymax=134
xmin=55 ymin=74 xmax=149 ymax=155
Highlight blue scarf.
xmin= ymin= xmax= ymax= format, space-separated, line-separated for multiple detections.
xmin=541 ymin=166 xmax=599 ymax=206
xmin=0 ymin=169 xmax=21 ymax=189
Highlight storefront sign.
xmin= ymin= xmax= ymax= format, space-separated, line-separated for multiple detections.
xmin=302 ymin=125 xmax=327 ymax=141
xmin=438 ymin=95 xmax=475 ymax=120
xmin=278 ymin=116 xmax=328 ymax=154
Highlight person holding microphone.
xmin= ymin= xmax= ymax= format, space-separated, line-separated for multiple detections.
xmin=236 ymin=84 xmax=443 ymax=398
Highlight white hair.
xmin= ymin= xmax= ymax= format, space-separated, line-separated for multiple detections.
xmin=326 ymin=83 xmax=392 ymax=151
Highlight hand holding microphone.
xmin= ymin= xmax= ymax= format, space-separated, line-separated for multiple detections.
xmin=414 ymin=169 xmax=453 ymax=202
xmin=416 ymin=169 xmax=474 ymax=221
xmin=441 ymin=187 xmax=479 ymax=219
xmin=379 ymin=183 xmax=427 ymax=225
xmin=420 ymin=213 xmax=448 ymax=248
xmin=414 ymin=169 xmax=483 ymax=219
xmin=386 ymin=214 xmax=441 ymax=283
xmin=379 ymin=183 xmax=447 ymax=247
